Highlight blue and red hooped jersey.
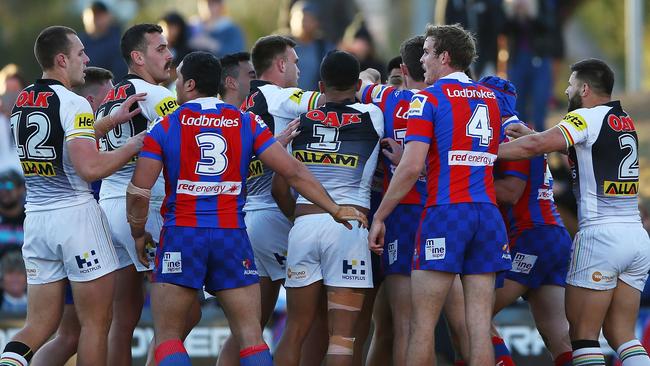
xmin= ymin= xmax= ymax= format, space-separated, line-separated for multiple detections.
xmin=405 ymin=72 xmax=502 ymax=207
xmin=140 ymin=97 xmax=275 ymax=228
xmin=361 ymin=84 xmax=426 ymax=205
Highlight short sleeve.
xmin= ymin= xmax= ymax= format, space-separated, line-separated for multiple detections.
xmin=139 ymin=117 xmax=166 ymax=161
xmin=557 ymin=110 xmax=589 ymax=147
xmin=499 ymin=159 xmax=530 ymax=181
xmin=248 ymin=112 xmax=276 ymax=156
xmin=64 ymin=97 xmax=96 ymax=142
xmin=140 ymin=86 xmax=178 ymax=122
xmin=361 ymin=84 xmax=393 ymax=107
xmin=405 ymin=93 xmax=436 ymax=144
xmin=271 ymin=88 xmax=321 ymax=119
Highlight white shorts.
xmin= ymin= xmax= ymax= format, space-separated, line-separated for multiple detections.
xmin=244 ymin=207 xmax=292 ymax=281
xmin=566 ymin=223 xmax=650 ymax=291
xmin=100 ymin=198 xmax=161 ymax=272
xmin=22 ymin=200 xmax=119 ymax=284
xmin=285 ymin=213 xmax=373 ymax=289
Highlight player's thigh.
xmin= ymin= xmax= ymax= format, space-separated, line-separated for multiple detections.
xmin=527 ymin=285 xmax=570 ymax=342
xmin=410 ymin=270 xmax=455 ymax=327
xmin=24 ymin=280 xmax=66 ymax=330
xmin=245 ymin=208 xmax=291 ymax=281
xmin=215 ymin=283 xmax=264 ymax=334
xmin=150 ymin=282 xmax=199 ymax=342
xmin=70 ymin=271 xmax=116 ymax=327
xmin=493 ymin=279 xmax=528 ymax=315
xmin=603 ymin=280 xmax=642 ymax=349
xmin=259 ymin=276 xmax=283 ymax=326
xmin=565 ymin=284 xmax=613 ymax=340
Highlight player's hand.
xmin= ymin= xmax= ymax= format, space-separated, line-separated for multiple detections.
xmin=368 ymin=219 xmax=386 ymax=255
xmin=277 ymin=118 xmax=300 ymax=148
xmin=134 ymin=231 xmax=154 ymax=268
xmin=505 ymin=123 xmax=535 ymax=140
xmin=332 ymin=205 xmax=368 ymax=230
xmin=112 ymin=93 xmax=147 ymax=126
xmin=381 ymin=138 xmax=403 ymax=166
xmin=126 ymin=130 xmax=146 ymax=152
xmin=360 ymin=68 xmax=381 ymax=84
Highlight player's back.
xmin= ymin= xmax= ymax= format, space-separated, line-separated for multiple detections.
xmin=97 ymin=75 xmax=178 ymax=201
xmin=291 ymin=101 xmax=384 ymax=208
xmin=10 ymin=79 xmax=95 ymax=212
xmin=406 ymin=72 xmax=501 ymax=207
xmin=141 ymin=97 xmax=274 ymax=228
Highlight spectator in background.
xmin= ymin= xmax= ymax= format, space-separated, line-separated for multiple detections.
xmin=0 ymin=249 xmax=27 ymax=314
xmin=160 ymin=12 xmax=195 ymax=90
xmin=342 ymin=23 xmax=386 ymax=82
xmin=79 ymin=1 xmax=127 ymax=80
xmin=0 ymin=64 xmax=26 ymax=95
xmin=386 ymin=55 xmax=404 ymax=89
xmin=289 ymin=1 xmax=335 ymax=90
xmin=504 ymin=0 xmax=558 ymax=131
xmin=189 ymin=0 xmax=245 ymax=57
xmin=0 ymin=171 xmax=25 ymax=248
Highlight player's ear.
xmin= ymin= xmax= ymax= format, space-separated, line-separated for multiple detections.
xmin=225 ymin=75 xmax=237 ymax=90
xmin=130 ymin=50 xmax=145 ymax=66
xmin=277 ymin=56 xmax=286 ymax=74
xmin=400 ymin=64 xmax=409 ymax=78
xmin=185 ymin=78 xmax=196 ymax=93
xmin=55 ymin=53 xmax=67 ymax=69
xmin=355 ymin=78 xmax=362 ymax=92
xmin=318 ymin=80 xmax=325 ymax=93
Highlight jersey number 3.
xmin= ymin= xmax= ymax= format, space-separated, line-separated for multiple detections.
xmin=195 ymin=132 xmax=228 ymax=175
xmin=466 ymin=104 xmax=493 ymax=146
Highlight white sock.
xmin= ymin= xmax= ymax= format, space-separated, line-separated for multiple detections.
xmin=617 ymin=339 xmax=650 ymax=366
xmin=0 ymin=351 xmax=29 ymax=366
xmin=573 ymin=345 xmax=605 ymax=366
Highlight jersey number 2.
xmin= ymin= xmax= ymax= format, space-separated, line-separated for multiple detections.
xmin=10 ymin=111 xmax=56 ymax=160
xmin=195 ymin=132 xmax=228 ymax=175
xmin=466 ymin=104 xmax=493 ymax=146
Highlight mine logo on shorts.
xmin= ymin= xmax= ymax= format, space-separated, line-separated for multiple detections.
xmin=242 ymin=258 xmax=258 ymax=276
xmin=510 ymin=253 xmax=537 ymax=274
xmin=342 ymin=259 xmax=367 ymax=281
xmin=75 ymin=250 xmax=101 ymax=273
xmin=388 ymin=240 xmax=398 ymax=265
xmin=425 ymin=238 xmax=445 ymax=260
xmin=287 ymin=265 xmax=308 ymax=280
xmin=162 ymin=252 xmax=182 ymax=274
xmin=274 ymin=252 xmax=287 ymax=266
xmin=591 ymin=271 xmax=615 ymax=284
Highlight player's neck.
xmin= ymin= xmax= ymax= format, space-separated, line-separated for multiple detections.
xmin=127 ymin=67 xmax=157 ymax=85
xmin=41 ymin=70 xmax=71 ymax=89
xmin=258 ymin=72 xmax=286 ymax=88
xmin=324 ymin=90 xmax=355 ymax=104
xmin=405 ymin=76 xmax=427 ymax=91
xmin=583 ymin=95 xmax=612 ymax=108
xmin=221 ymin=91 xmax=241 ymax=106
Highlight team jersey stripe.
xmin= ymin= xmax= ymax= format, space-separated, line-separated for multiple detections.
xmin=65 ymin=132 xmax=95 ymax=140
xmin=307 ymin=92 xmax=320 ymax=110
xmin=557 ymin=124 xmax=574 ymax=147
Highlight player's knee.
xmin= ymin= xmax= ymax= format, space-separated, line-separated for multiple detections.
xmin=602 ymin=322 xmax=634 ymax=348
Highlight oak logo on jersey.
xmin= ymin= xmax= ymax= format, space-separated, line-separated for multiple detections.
xmin=102 ymin=85 xmax=130 ymax=104
xmin=305 ymin=110 xmax=362 ymax=127
xmin=607 ymin=114 xmax=636 ymax=132
xmin=15 ymin=91 xmax=53 ymax=108
xmin=21 ymin=161 xmax=55 ymax=177
xmin=75 ymin=250 xmax=101 ymax=273
xmin=156 ymin=97 xmax=178 ymax=117
xmin=248 ymin=159 xmax=264 ymax=179
xmin=74 ymin=113 xmax=95 ymax=129
xmin=342 ymin=259 xmax=366 ymax=281
xmin=562 ymin=112 xmax=587 ymax=131
xmin=289 ymin=90 xmax=304 ymax=104
xmin=293 ymin=150 xmax=358 ymax=168
xmin=408 ymin=95 xmax=427 ymax=117
xmin=603 ymin=180 xmax=638 ymax=196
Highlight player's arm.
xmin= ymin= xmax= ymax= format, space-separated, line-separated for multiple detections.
xmin=94 ymin=93 xmax=147 ymax=138
xmin=356 ymin=68 xmax=382 ymax=101
xmin=260 ymin=143 xmax=367 ymax=229
xmin=497 ymin=126 xmax=568 ymax=161
xmin=68 ymin=134 xmax=144 ymax=182
xmin=495 ymin=175 xmax=526 ymax=206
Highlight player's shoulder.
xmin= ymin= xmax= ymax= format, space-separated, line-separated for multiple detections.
xmin=349 ymin=102 xmax=383 ymax=117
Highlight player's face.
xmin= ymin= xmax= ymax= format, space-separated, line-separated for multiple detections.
xmin=421 ymin=37 xmax=442 ymax=85
xmin=283 ymin=47 xmax=300 ymax=88
xmin=566 ymin=71 xmax=584 ymax=112
xmin=142 ymin=32 xmax=173 ymax=84
xmin=89 ymin=80 xmax=113 ymax=112
xmin=388 ymin=67 xmax=404 ymax=89
xmin=66 ymin=34 xmax=90 ymax=88
xmin=237 ymin=60 xmax=256 ymax=101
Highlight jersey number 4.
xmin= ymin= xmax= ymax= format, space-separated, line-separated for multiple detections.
xmin=466 ymin=104 xmax=493 ymax=146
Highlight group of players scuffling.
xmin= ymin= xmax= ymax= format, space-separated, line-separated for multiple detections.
xmin=1 ymin=19 xmax=648 ymax=366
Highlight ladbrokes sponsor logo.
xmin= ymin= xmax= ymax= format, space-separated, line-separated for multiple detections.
xmin=445 ymin=87 xmax=495 ymax=99
xmin=75 ymin=250 xmax=101 ymax=274
xmin=287 ymin=265 xmax=308 ymax=281
xmin=242 ymin=258 xmax=258 ymax=276
xmin=591 ymin=271 xmax=615 ymax=283
xmin=448 ymin=150 xmax=497 ymax=166
xmin=293 ymin=150 xmax=358 ymax=168
xmin=177 ymin=179 xmax=242 ymax=196
xmin=162 ymin=252 xmax=182 ymax=274
xmin=604 ymin=180 xmax=638 ymax=196
xmin=342 ymin=259 xmax=366 ymax=281
xmin=21 ymin=161 xmax=55 ymax=176
xmin=248 ymin=159 xmax=264 ymax=179
xmin=180 ymin=114 xmax=239 ymax=128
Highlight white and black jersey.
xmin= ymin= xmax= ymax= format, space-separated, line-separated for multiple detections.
xmin=557 ymin=101 xmax=641 ymax=226
xmin=96 ymin=74 xmax=178 ymax=202
xmin=242 ymin=80 xmax=321 ymax=211
xmin=10 ymin=79 xmax=96 ymax=212
xmin=291 ymin=100 xmax=384 ymax=208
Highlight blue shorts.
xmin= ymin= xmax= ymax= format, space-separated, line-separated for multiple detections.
xmin=153 ymin=226 xmax=259 ymax=293
xmin=382 ymin=204 xmax=423 ymax=276
xmin=413 ymin=203 xmax=512 ymax=274
xmin=505 ymin=225 xmax=572 ymax=288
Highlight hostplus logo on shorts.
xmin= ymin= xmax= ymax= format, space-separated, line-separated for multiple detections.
xmin=342 ymin=259 xmax=366 ymax=281
xmin=75 ymin=250 xmax=101 ymax=273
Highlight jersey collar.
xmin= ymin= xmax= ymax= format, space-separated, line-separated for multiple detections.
xmin=250 ymin=79 xmax=273 ymax=92
xmin=123 ymin=73 xmax=146 ymax=82
xmin=439 ymin=71 xmax=472 ymax=83
xmin=35 ymin=79 xmax=64 ymax=86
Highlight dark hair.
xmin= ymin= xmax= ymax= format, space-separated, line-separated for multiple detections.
xmin=399 ymin=36 xmax=425 ymax=82
xmin=320 ymin=50 xmax=359 ymax=91
xmin=121 ymin=23 xmax=163 ymax=66
xmin=74 ymin=66 xmax=113 ymax=95
xmin=425 ymin=24 xmax=476 ymax=71
xmin=570 ymin=58 xmax=614 ymax=96
xmin=34 ymin=26 xmax=77 ymax=70
xmin=161 ymin=12 xmax=189 ymax=46
xmin=219 ymin=52 xmax=251 ymax=93
xmin=387 ymin=56 xmax=402 ymax=72
xmin=180 ymin=51 xmax=222 ymax=97
xmin=89 ymin=1 xmax=109 ymax=13
xmin=251 ymin=35 xmax=296 ymax=76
